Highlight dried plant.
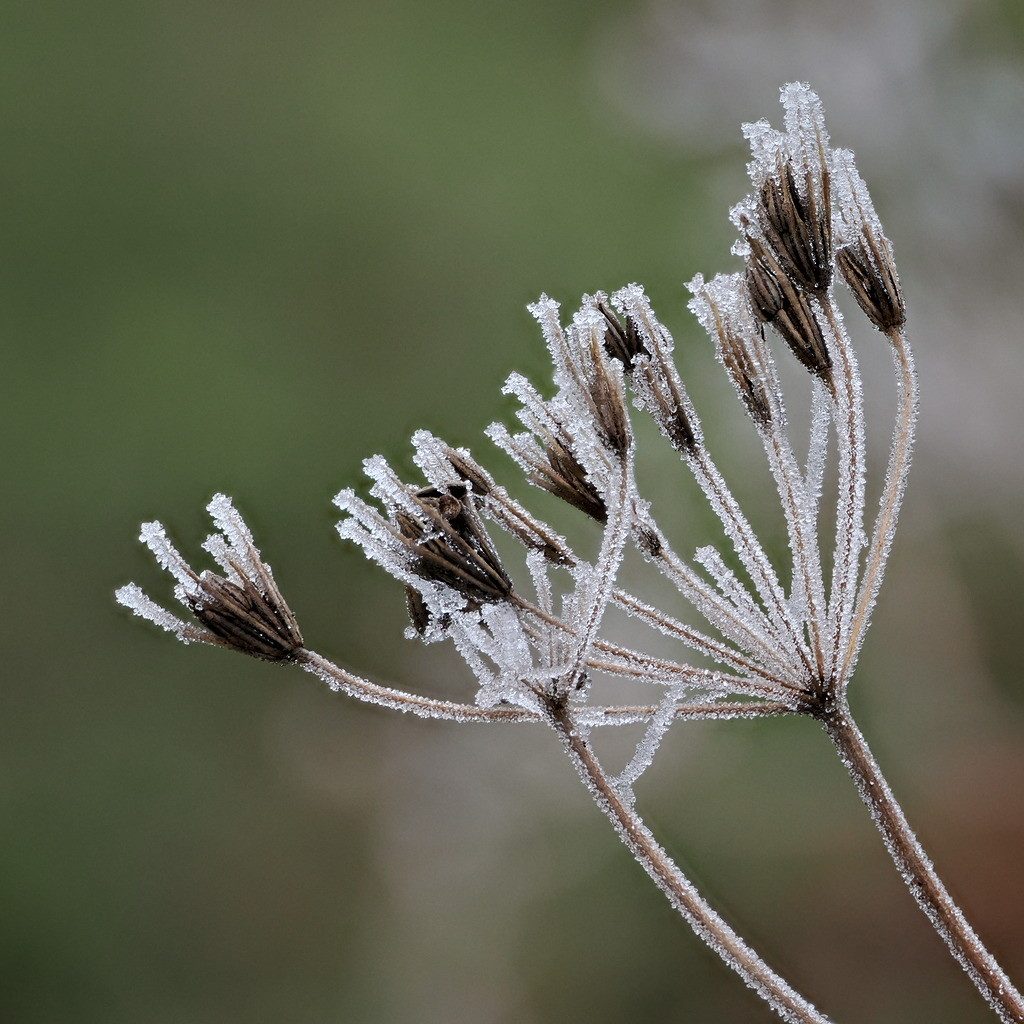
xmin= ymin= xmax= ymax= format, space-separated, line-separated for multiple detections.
xmin=117 ymin=84 xmax=1022 ymax=1023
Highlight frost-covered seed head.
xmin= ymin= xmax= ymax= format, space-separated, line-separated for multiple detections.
xmin=837 ymin=241 xmax=904 ymax=332
xmin=715 ymin=317 xmax=773 ymax=428
xmin=633 ymin=355 xmax=700 ymax=455
xmin=758 ymin=157 xmax=833 ymax=293
xmin=397 ymin=487 xmax=514 ymax=608
xmin=580 ymin=327 xmax=632 ymax=459
xmin=745 ymin=237 xmax=833 ymax=385
xmin=187 ymin=570 xmax=305 ymax=661
xmin=830 ymin=148 xmax=904 ymax=332
xmin=116 ymin=497 xmax=304 ymax=662
xmin=533 ymin=433 xmax=608 ymax=523
xmin=595 ymin=299 xmax=647 ymax=365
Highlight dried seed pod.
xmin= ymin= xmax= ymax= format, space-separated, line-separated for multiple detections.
xmin=746 ymin=237 xmax=833 ymax=385
xmin=398 ymin=487 xmax=514 ymax=607
xmin=581 ymin=328 xmax=632 ymax=459
xmin=759 ymin=157 xmax=833 ymax=293
xmin=633 ymin=355 xmax=699 ymax=455
xmin=831 ymin=147 xmax=905 ymax=333
xmin=718 ymin=326 xmax=773 ymax=429
xmin=533 ymin=434 xmax=608 ymax=524
xmin=596 ymin=299 xmax=647 ymax=365
xmin=188 ymin=569 xmax=304 ymax=661
xmin=837 ymin=235 xmax=905 ymax=331
xmin=117 ymin=496 xmax=305 ymax=662
xmin=688 ymin=273 xmax=775 ymax=429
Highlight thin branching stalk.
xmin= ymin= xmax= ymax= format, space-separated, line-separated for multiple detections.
xmin=836 ymin=327 xmax=918 ymax=686
xmin=298 ymin=649 xmax=796 ymax=727
xmin=818 ymin=297 xmax=867 ymax=684
xmin=547 ymin=700 xmax=832 ymax=1024
xmin=761 ymin=413 xmax=828 ymax=678
xmin=118 ymin=83 xmax=1023 ymax=1023
xmin=821 ymin=704 xmax=1024 ymax=1024
xmin=690 ymin=446 xmax=818 ymax=678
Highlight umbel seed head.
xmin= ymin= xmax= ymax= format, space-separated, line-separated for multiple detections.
xmin=116 ymin=495 xmax=304 ymax=662
xmin=758 ymin=156 xmax=833 ymax=294
xmin=837 ymin=236 xmax=905 ymax=332
xmin=187 ymin=569 xmax=304 ymax=661
xmin=745 ymin=235 xmax=833 ymax=385
xmin=397 ymin=486 xmax=514 ymax=607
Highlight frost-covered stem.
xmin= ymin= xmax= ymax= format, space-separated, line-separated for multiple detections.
xmin=630 ymin=515 xmax=801 ymax=685
xmin=548 ymin=701 xmax=832 ymax=1024
xmin=689 ymin=447 xmax=817 ymax=679
xmin=819 ymin=298 xmax=866 ymax=682
xmin=298 ymin=649 xmax=790 ymax=726
xmin=836 ymin=329 xmax=918 ymax=686
xmin=823 ymin=706 xmax=1024 ymax=1023
xmin=564 ymin=459 xmax=634 ymax=692
xmin=762 ymin=421 xmax=828 ymax=679
xmin=587 ymin=699 xmax=796 ymax=727
xmin=297 ymin=649 xmax=538 ymax=721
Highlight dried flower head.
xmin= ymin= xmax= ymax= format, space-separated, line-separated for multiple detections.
xmin=833 ymin=149 xmax=905 ymax=332
xmin=740 ymin=82 xmax=835 ymax=294
xmin=745 ymin=234 xmax=833 ymax=384
xmin=397 ymin=485 xmax=514 ymax=607
xmin=689 ymin=272 xmax=775 ymax=429
xmin=595 ymin=296 xmax=647 ymax=366
xmin=116 ymin=494 xmax=303 ymax=661
xmin=118 ymin=84 xmax=1024 ymax=1024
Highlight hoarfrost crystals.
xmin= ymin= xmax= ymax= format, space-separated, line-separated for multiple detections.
xmin=121 ymin=84 xmax=1024 ymax=1024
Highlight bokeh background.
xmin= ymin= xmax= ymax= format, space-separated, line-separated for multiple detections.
xmin=4 ymin=1 xmax=1024 ymax=1021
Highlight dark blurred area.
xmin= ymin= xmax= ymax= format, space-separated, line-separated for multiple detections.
xmin=3 ymin=1 xmax=1023 ymax=1021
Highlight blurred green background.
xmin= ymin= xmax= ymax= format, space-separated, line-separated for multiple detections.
xmin=4 ymin=0 xmax=1024 ymax=1021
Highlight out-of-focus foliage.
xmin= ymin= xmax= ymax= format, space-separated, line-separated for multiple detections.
xmin=2 ymin=1 xmax=1022 ymax=1022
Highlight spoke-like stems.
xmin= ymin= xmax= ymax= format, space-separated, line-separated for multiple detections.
xmin=628 ymin=515 xmax=800 ymax=686
xmin=819 ymin=297 xmax=867 ymax=682
xmin=823 ymin=706 xmax=1024 ymax=1023
xmin=690 ymin=447 xmax=817 ymax=679
xmin=297 ymin=648 xmax=796 ymax=726
xmin=761 ymin=419 xmax=828 ymax=680
xmin=547 ymin=701 xmax=832 ymax=1024
xmin=836 ymin=328 xmax=918 ymax=686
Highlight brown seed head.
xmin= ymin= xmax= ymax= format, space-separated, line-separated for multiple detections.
xmin=746 ymin=237 xmax=833 ymax=386
xmin=533 ymin=435 xmax=608 ymax=524
xmin=759 ymin=157 xmax=833 ymax=293
xmin=397 ymin=487 xmax=514 ymax=608
xmin=837 ymin=232 xmax=905 ymax=332
xmin=596 ymin=300 xmax=647 ymax=365
xmin=582 ymin=330 xmax=632 ymax=459
xmin=635 ymin=353 xmax=700 ymax=455
xmin=186 ymin=568 xmax=304 ymax=662
xmin=709 ymin=306 xmax=773 ymax=428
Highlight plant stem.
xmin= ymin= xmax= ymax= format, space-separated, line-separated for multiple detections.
xmin=547 ymin=701 xmax=833 ymax=1024
xmin=823 ymin=706 xmax=1024 ymax=1023
xmin=297 ymin=649 xmax=796 ymax=726
xmin=836 ymin=328 xmax=918 ymax=687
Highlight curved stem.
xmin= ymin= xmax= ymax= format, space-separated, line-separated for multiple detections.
xmin=823 ymin=706 xmax=1024 ymax=1023
xmin=819 ymin=297 xmax=867 ymax=684
xmin=691 ymin=447 xmax=817 ymax=679
xmin=836 ymin=328 xmax=917 ymax=686
xmin=548 ymin=701 xmax=832 ymax=1024
xmin=297 ymin=649 xmax=796 ymax=726
xmin=761 ymin=419 xmax=828 ymax=681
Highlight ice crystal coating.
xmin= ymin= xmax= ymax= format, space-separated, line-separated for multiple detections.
xmin=117 ymin=496 xmax=303 ymax=660
xmin=120 ymin=79 xmax=915 ymax=798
